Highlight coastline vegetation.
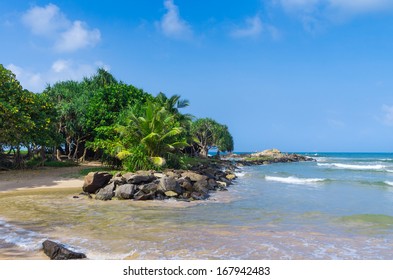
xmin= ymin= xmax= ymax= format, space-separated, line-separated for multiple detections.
xmin=0 ymin=64 xmax=234 ymax=171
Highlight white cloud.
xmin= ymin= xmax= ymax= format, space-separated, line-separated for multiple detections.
xmin=55 ymin=21 xmax=101 ymax=52
xmin=22 ymin=4 xmax=100 ymax=52
xmin=6 ymin=60 xmax=108 ymax=92
xmin=275 ymin=0 xmax=393 ymax=30
xmin=231 ymin=15 xmax=280 ymax=39
xmin=382 ymin=105 xmax=393 ymax=126
xmin=7 ymin=64 xmax=44 ymax=92
xmin=22 ymin=3 xmax=69 ymax=36
xmin=231 ymin=16 xmax=263 ymax=38
xmin=159 ymin=0 xmax=192 ymax=39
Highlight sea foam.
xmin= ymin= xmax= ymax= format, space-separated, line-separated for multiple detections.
xmin=0 ymin=218 xmax=46 ymax=251
xmin=318 ymin=163 xmax=388 ymax=171
xmin=265 ymin=176 xmax=326 ymax=185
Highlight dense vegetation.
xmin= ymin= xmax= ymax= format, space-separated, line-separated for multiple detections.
xmin=0 ymin=64 xmax=234 ymax=170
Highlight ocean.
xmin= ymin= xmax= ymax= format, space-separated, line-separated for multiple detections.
xmin=1 ymin=152 xmax=393 ymax=259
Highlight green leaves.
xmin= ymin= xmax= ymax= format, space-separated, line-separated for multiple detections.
xmin=191 ymin=118 xmax=234 ymax=157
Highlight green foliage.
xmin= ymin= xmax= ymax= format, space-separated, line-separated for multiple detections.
xmin=191 ymin=118 xmax=234 ymax=157
xmin=1 ymin=65 xmax=235 ymax=171
xmin=122 ymin=145 xmax=156 ymax=172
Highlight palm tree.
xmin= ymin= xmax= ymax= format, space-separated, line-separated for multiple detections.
xmin=117 ymin=101 xmax=189 ymax=166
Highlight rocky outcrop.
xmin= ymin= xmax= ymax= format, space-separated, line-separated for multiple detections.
xmin=229 ymin=149 xmax=315 ymax=166
xmin=79 ymin=161 xmax=238 ymax=202
xmin=82 ymin=172 xmax=112 ymax=194
xmin=42 ymin=240 xmax=86 ymax=260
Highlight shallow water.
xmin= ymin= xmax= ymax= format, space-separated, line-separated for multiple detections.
xmin=2 ymin=153 xmax=393 ymax=259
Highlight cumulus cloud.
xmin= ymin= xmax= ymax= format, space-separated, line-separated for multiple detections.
xmin=22 ymin=3 xmax=69 ymax=36
xmin=6 ymin=60 xmax=108 ymax=92
xmin=382 ymin=105 xmax=393 ymax=126
xmin=159 ymin=0 xmax=192 ymax=39
xmin=22 ymin=3 xmax=100 ymax=52
xmin=231 ymin=15 xmax=280 ymax=40
xmin=55 ymin=21 xmax=101 ymax=52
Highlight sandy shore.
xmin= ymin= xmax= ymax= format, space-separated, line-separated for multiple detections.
xmin=0 ymin=164 xmax=98 ymax=192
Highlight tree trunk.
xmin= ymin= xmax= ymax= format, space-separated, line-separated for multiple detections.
xmin=66 ymin=137 xmax=72 ymax=159
xmin=79 ymin=148 xmax=87 ymax=162
xmin=56 ymin=148 xmax=62 ymax=161
xmin=199 ymin=147 xmax=209 ymax=158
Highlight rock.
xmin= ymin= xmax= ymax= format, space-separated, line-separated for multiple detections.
xmin=193 ymin=179 xmax=209 ymax=194
xmin=134 ymin=190 xmax=153 ymax=200
xmin=217 ymin=181 xmax=227 ymax=187
xmin=181 ymin=171 xmax=208 ymax=182
xmin=164 ymin=191 xmax=178 ymax=197
xmin=139 ymin=181 xmax=159 ymax=193
xmin=82 ymin=172 xmax=112 ymax=194
xmin=177 ymin=177 xmax=193 ymax=192
xmin=42 ymin=240 xmax=86 ymax=260
xmin=115 ymin=184 xmax=136 ymax=199
xmin=122 ymin=172 xmax=134 ymax=181
xmin=226 ymin=173 xmax=236 ymax=180
xmin=95 ymin=182 xmax=116 ymax=201
xmin=191 ymin=192 xmax=208 ymax=200
xmin=219 ymin=177 xmax=232 ymax=186
xmin=164 ymin=171 xmax=179 ymax=178
xmin=154 ymin=172 xmax=165 ymax=178
xmin=207 ymin=178 xmax=218 ymax=190
xmin=127 ymin=174 xmax=155 ymax=184
xmin=158 ymin=176 xmax=182 ymax=194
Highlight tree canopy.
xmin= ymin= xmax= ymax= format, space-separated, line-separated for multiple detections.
xmin=0 ymin=65 xmax=234 ymax=170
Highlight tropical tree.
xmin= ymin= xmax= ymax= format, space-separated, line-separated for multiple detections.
xmin=191 ymin=118 xmax=234 ymax=157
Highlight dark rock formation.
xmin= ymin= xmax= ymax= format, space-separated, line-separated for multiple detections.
xmin=95 ymin=182 xmax=116 ymax=201
xmin=115 ymin=184 xmax=136 ymax=199
xmin=82 ymin=172 xmax=112 ymax=194
xmin=42 ymin=240 xmax=86 ymax=260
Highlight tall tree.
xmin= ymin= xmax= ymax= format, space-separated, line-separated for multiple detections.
xmin=191 ymin=118 xmax=234 ymax=157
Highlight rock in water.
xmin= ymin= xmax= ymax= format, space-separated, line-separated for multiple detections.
xmin=42 ymin=240 xmax=86 ymax=260
xmin=115 ymin=184 xmax=136 ymax=199
xmin=158 ymin=176 xmax=182 ymax=194
xmin=82 ymin=172 xmax=112 ymax=194
xmin=95 ymin=182 xmax=116 ymax=201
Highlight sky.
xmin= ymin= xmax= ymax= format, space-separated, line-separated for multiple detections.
xmin=1 ymin=0 xmax=393 ymax=152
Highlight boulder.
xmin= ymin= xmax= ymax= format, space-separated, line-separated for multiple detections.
xmin=134 ymin=190 xmax=153 ymax=200
xmin=127 ymin=174 xmax=155 ymax=184
xmin=181 ymin=171 xmax=208 ymax=182
xmin=115 ymin=184 xmax=136 ymax=199
xmin=219 ymin=177 xmax=232 ymax=186
xmin=217 ymin=181 xmax=227 ymax=187
xmin=193 ymin=179 xmax=209 ymax=194
xmin=42 ymin=240 xmax=86 ymax=260
xmin=177 ymin=177 xmax=193 ymax=192
xmin=207 ymin=178 xmax=218 ymax=190
xmin=164 ymin=191 xmax=178 ymax=197
xmin=158 ymin=176 xmax=182 ymax=194
xmin=82 ymin=172 xmax=112 ymax=194
xmin=95 ymin=182 xmax=116 ymax=201
xmin=139 ymin=181 xmax=159 ymax=193
xmin=191 ymin=192 xmax=208 ymax=200
xmin=225 ymin=173 xmax=236 ymax=180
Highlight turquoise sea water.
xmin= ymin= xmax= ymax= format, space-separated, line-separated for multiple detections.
xmin=2 ymin=152 xmax=393 ymax=259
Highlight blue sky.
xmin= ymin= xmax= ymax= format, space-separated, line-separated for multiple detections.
xmin=2 ymin=0 xmax=393 ymax=152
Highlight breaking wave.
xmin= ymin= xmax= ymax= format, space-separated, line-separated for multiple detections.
xmin=265 ymin=176 xmax=327 ymax=185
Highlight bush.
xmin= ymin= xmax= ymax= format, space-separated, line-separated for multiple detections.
xmin=122 ymin=145 xmax=155 ymax=172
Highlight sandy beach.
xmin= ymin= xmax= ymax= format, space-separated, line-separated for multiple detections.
xmin=0 ymin=164 xmax=96 ymax=192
